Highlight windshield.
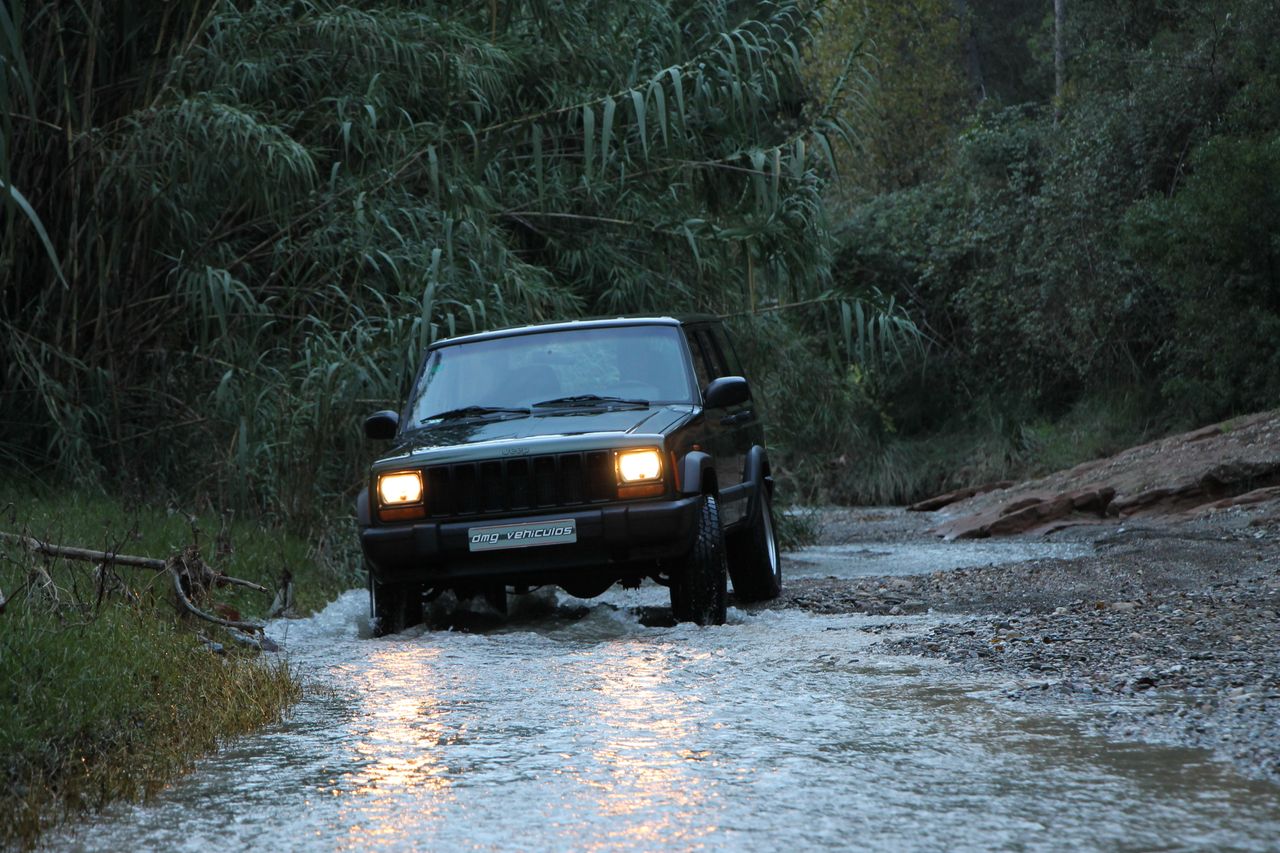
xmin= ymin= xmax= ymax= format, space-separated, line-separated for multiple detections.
xmin=405 ymin=324 xmax=696 ymax=423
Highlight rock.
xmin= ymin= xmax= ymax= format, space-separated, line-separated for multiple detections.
xmin=928 ymin=409 xmax=1280 ymax=539
xmin=907 ymin=480 xmax=1015 ymax=512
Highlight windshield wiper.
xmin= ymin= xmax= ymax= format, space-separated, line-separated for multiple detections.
xmin=420 ymin=405 xmax=530 ymax=423
xmin=531 ymin=394 xmax=649 ymax=408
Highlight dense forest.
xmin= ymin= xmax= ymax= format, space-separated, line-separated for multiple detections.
xmin=3 ymin=0 xmax=1278 ymax=521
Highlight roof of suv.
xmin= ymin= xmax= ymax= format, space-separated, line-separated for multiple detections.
xmin=430 ymin=314 xmax=721 ymax=348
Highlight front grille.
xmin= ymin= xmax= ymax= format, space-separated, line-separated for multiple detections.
xmin=424 ymin=451 xmax=615 ymax=518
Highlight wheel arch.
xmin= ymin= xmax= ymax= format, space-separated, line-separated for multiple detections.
xmin=679 ymin=450 xmax=718 ymax=496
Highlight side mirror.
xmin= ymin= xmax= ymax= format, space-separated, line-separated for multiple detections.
xmin=702 ymin=376 xmax=750 ymax=409
xmin=364 ymin=410 xmax=400 ymax=440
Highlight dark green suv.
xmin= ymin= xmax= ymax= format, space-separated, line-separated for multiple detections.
xmin=357 ymin=316 xmax=780 ymax=634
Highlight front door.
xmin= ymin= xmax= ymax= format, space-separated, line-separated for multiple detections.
xmin=684 ymin=324 xmax=752 ymax=526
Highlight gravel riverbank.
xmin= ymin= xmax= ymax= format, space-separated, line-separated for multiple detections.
xmin=778 ymin=508 xmax=1280 ymax=785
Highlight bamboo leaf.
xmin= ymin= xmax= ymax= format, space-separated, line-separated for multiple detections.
xmin=582 ymin=104 xmax=595 ymax=178
xmin=601 ymin=95 xmax=615 ymax=177
xmin=532 ymin=123 xmax=544 ymax=201
xmin=630 ymin=90 xmax=648 ymax=159
xmin=1 ymin=180 xmax=66 ymax=288
xmin=814 ymin=130 xmax=838 ymax=177
xmin=650 ymin=80 xmax=668 ymax=147
xmin=669 ymin=67 xmax=685 ymax=130
xmin=681 ymin=224 xmax=702 ymax=267
xmin=427 ymin=145 xmax=439 ymax=198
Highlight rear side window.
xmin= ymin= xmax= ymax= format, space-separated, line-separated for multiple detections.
xmin=683 ymin=327 xmax=718 ymax=392
xmin=708 ymin=324 xmax=744 ymax=376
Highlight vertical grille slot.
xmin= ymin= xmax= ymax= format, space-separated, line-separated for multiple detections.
xmin=506 ymin=458 xmax=531 ymax=509
xmin=427 ymin=467 xmax=452 ymax=517
xmin=533 ymin=456 xmax=558 ymax=506
xmin=586 ymin=451 xmax=613 ymax=502
xmin=559 ymin=453 xmax=584 ymax=505
xmin=454 ymin=463 xmax=479 ymax=516
xmin=480 ymin=461 xmax=504 ymax=511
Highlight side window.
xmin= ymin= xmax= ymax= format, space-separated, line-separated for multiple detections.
xmin=709 ymin=325 xmax=743 ymax=377
xmin=695 ymin=329 xmax=729 ymax=378
xmin=683 ymin=328 xmax=715 ymax=392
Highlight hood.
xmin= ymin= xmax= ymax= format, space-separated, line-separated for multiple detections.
xmin=381 ymin=404 xmax=696 ymax=460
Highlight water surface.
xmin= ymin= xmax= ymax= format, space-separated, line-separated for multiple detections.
xmin=54 ymin=579 xmax=1279 ymax=852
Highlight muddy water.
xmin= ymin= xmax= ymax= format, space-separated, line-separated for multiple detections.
xmin=55 ymin=569 xmax=1280 ymax=853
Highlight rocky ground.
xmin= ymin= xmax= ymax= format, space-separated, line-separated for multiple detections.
xmin=779 ymin=411 xmax=1280 ymax=785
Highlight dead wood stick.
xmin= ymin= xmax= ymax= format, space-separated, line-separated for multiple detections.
xmin=2 ymin=532 xmax=165 ymax=569
xmin=1 ymin=532 xmax=268 ymax=592
xmin=213 ymin=574 xmax=269 ymax=593
xmin=169 ymin=563 xmax=265 ymax=633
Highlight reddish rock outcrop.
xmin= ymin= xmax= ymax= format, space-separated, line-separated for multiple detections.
xmin=923 ymin=410 xmax=1280 ymax=538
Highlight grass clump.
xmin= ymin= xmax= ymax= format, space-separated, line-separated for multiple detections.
xmin=0 ymin=480 xmax=359 ymax=848
xmin=0 ymin=605 xmax=299 ymax=845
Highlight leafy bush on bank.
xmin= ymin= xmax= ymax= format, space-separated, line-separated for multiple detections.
xmin=0 ymin=482 xmax=350 ymax=847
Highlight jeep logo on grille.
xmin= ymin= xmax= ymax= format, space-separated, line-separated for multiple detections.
xmin=499 ymin=447 xmax=531 ymax=457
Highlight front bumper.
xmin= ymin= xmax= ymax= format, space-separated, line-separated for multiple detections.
xmin=360 ymin=496 xmax=701 ymax=585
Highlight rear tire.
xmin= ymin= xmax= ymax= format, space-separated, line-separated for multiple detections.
xmin=369 ymin=571 xmax=423 ymax=636
xmin=727 ymin=487 xmax=782 ymax=602
xmin=669 ymin=494 xmax=728 ymax=625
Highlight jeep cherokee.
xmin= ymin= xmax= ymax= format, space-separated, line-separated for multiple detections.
xmin=357 ymin=315 xmax=780 ymax=634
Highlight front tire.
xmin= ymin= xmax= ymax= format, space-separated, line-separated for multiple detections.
xmin=727 ymin=487 xmax=782 ymax=602
xmin=369 ymin=571 xmax=423 ymax=637
xmin=669 ymin=494 xmax=728 ymax=625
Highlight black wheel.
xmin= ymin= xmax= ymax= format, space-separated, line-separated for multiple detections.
xmin=727 ymin=486 xmax=782 ymax=602
xmin=369 ymin=571 xmax=423 ymax=636
xmin=669 ymin=494 xmax=728 ymax=625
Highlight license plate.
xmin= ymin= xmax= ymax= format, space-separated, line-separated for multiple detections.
xmin=468 ymin=518 xmax=577 ymax=552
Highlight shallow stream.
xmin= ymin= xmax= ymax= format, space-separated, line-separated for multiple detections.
xmin=53 ymin=543 xmax=1280 ymax=851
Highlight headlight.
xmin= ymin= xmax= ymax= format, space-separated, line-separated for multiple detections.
xmin=617 ymin=449 xmax=662 ymax=483
xmin=378 ymin=471 xmax=423 ymax=505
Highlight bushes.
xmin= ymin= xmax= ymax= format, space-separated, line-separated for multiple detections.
xmin=1128 ymin=135 xmax=1280 ymax=420
xmin=0 ymin=483 xmax=348 ymax=846
xmin=829 ymin=0 xmax=1280 ymax=458
xmin=0 ymin=0 xmax=851 ymax=526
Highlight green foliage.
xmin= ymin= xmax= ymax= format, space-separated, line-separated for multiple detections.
xmin=7 ymin=0 xmax=1275 ymax=516
xmin=0 ymin=482 xmax=316 ymax=846
xmin=1127 ymin=135 xmax=1280 ymax=420
xmin=1 ymin=0 xmax=875 ymax=524
xmin=830 ymin=0 xmax=1280 ymax=487
xmin=807 ymin=0 xmax=971 ymax=196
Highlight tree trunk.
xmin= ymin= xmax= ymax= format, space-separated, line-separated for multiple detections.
xmin=954 ymin=0 xmax=986 ymax=101
xmin=1054 ymin=0 xmax=1066 ymax=123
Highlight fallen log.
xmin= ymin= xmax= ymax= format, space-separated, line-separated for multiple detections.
xmin=0 ymin=532 xmax=268 ymax=593
xmin=908 ymin=480 xmax=1014 ymax=512
xmin=1 ymin=531 xmax=270 ymax=632
xmin=2 ymin=532 xmax=166 ymax=570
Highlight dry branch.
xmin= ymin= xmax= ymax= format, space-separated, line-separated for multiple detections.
xmin=168 ymin=558 xmax=265 ymax=634
xmin=0 ymin=531 xmax=268 ymax=592
xmin=2 ymin=532 xmax=166 ymax=569
xmin=2 ymin=531 xmax=271 ymax=632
